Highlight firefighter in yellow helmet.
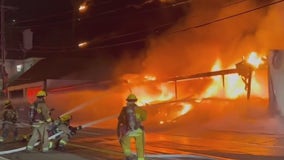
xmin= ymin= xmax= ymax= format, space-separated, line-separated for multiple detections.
xmin=0 ymin=100 xmax=18 ymax=143
xmin=49 ymin=114 xmax=81 ymax=151
xmin=117 ymin=93 xmax=147 ymax=160
xmin=26 ymin=90 xmax=52 ymax=152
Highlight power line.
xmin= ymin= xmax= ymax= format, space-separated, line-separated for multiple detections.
xmin=16 ymin=0 xmax=247 ymax=51
xmin=85 ymin=0 xmax=284 ymax=50
xmin=14 ymin=0 xmax=283 ymax=52
xmin=13 ymin=10 xmax=73 ymax=24
xmin=172 ymin=0 xmax=284 ymax=33
xmin=11 ymin=0 xmax=191 ymax=29
xmin=12 ymin=0 xmax=114 ymax=25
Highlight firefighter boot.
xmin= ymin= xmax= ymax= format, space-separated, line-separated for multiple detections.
xmin=125 ymin=154 xmax=137 ymax=160
xmin=57 ymin=143 xmax=65 ymax=151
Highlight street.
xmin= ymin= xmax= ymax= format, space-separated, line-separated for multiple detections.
xmin=1 ymin=98 xmax=284 ymax=160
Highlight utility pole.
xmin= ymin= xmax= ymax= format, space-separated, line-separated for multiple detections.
xmin=1 ymin=0 xmax=7 ymax=97
xmin=0 ymin=0 xmax=17 ymax=97
xmin=71 ymin=0 xmax=80 ymax=46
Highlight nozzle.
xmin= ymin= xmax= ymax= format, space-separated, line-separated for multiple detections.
xmin=77 ymin=125 xmax=83 ymax=130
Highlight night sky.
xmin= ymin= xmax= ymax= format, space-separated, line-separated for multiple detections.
xmin=3 ymin=0 xmax=283 ymax=86
xmin=4 ymin=0 xmax=190 ymax=59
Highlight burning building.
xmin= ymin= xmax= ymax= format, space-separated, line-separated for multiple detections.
xmin=2 ymin=0 xmax=284 ymax=130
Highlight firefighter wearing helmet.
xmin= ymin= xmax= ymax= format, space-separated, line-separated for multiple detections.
xmin=117 ymin=93 xmax=147 ymax=160
xmin=0 ymin=100 xmax=18 ymax=143
xmin=27 ymin=90 xmax=52 ymax=152
xmin=49 ymin=114 xmax=81 ymax=151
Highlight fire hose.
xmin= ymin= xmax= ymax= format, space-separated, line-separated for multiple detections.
xmin=0 ymin=115 xmax=117 ymax=155
xmin=0 ymin=131 xmax=63 ymax=155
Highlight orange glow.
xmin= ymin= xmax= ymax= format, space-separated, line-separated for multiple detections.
xmin=202 ymin=52 xmax=265 ymax=99
xmin=246 ymin=51 xmax=264 ymax=68
xmin=26 ymin=87 xmax=42 ymax=104
xmin=78 ymin=42 xmax=88 ymax=48
xmin=79 ymin=2 xmax=88 ymax=13
xmin=178 ymin=102 xmax=192 ymax=116
xmin=202 ymin=59 xmax=223 ymax=98
xmin=131 ymin=83 xmax=175 ymax=106
xmin=195 ymin=99 xmax=203 ymax=103
xmin=144 ymin=75 xmax=156 ymax=81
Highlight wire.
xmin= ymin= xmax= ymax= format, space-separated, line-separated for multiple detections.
xmin=14 ymin=0 xmax=246 ymax=50
xmin=172 ymin=0 xmax=284 ymax=33
xmin=9 ymin=0 xmax=243 ymax=29
xmin=13 ymin=10 xmax=73 ymax=24
xmin=14 ymin=0 xmax=283 ymax=52
xmin=12 ymin=0 xmax=114 ymax=25
xmin=85 ymin=0 xmax=284 ymax=50
xmin=11 ymin=0 xmax=191 ymax=29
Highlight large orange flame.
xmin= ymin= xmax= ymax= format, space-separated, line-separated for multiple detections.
xmin=125 ymin=75 xmax=194 ymax=124
xmin=132 ymin=82 xmax=175 ymax=106
xmin=246 ymin=51 xmax=264 ymax=68
xmin=123 ymin=52 xmax=266 ymax=124
xmin=178 ymin=102 xmax=192 ymax=116
xmin=202 ymin=52 xmax=266 ymax=99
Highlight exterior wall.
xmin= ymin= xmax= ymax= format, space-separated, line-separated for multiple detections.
xmin=268 ymin=50 xmax=284 ymax=116
xmin=5 ymin=57 xmax=43 ymax=82
xmin=4 ymin=81 xmax=45 ymax=123
xmin=3 ymin=79 xmax=94 ymax=122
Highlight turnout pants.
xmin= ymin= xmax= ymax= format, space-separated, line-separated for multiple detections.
xmin=0 ymin=122 xmax=18 ymax=142
xmin=120 ymin=128 xmax=145 ymax=160
xmin=27 ymin=123 xmax=49 ymax=152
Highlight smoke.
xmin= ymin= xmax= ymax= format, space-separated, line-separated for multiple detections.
xmin=45 ymin=84 xmax=132 ymax=128
xmin=42 ymin=1 xmax=284 ymax=131
xmin=108 ymin=0 xmax=284 ymax=131
xmin=110 ymin=0 xmax=284 ymax=98
xmin=142 ymin=0 xmax=274 ymax=77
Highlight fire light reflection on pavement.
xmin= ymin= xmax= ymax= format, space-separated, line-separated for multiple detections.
xmin=1 ymin=98 xmax=284 ymax=160
xmin=62 ymin=98 xmax=284 ymax=160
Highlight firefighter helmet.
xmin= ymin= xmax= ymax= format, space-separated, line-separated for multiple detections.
xmin=126 ymin=93 xmax=137 ymax=102
xmin=60 ymin=114 xmax=72 ymax=122
xmin=4 ymin=100 xmax=11 ymax=106
xmin=37 ymin=90 xmax=47 ymax=97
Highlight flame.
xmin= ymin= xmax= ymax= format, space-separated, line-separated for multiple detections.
xmin=202 ymin=59 xmax=224 ymax=98
xmin=178 ymin=102 xmax=192 ymax=116
xmin=122 ymin=51 xmax=265 ymax=126
xmin=125 ymin=74 xmax=193 ymax=124
xmin=123 ymin=74 xmax=174 ymax=106
xmin=157 ymin=102 xmax=193 ymax=125
xmin=144 ymin=75 xmax=157 ymax=81
xmin=246 ymin=51 xmax=264 ymax=68
xmin=131 ymin=83 xmax=175 ymax=106
xmin=202 ymin=52 xmax=265 ymax=99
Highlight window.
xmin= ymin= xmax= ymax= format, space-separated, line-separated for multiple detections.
xmin=10 ymin=89 xmax=24 ymax=98
xmin=16 ymin=64 xmax=23 ymax=72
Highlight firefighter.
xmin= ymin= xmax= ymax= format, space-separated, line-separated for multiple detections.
xmin=26 ymin=90 xmax=52 ymax=152
xmin=0 ymin=100 xmax=18 ymax=142
xmin=49 ymin=114 xmax=81 ymax=151
xmin=117 ymin=94 xmax=147 ymax=160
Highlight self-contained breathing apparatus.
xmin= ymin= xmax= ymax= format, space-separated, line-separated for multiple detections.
xmin=29 ymin=100 xmax=45 ymax=123
xmin=3 ymin=109 xmax=17 ymax=123
xmin=117 ymin=94 xmax=147 ymax=139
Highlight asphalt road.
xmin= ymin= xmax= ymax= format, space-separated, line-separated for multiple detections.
xmin=1 ymin=98 xmax=284 ymax=160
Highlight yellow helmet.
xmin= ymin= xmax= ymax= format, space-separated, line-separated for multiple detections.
xmin=37 ymin=90 xmax=47 ymax=97
xmin=126 ymin=93 xmax=137 ymax=102
xmin=3 ymin=100 xmax=11 ymax=107
xmin=60 ymin=114 xmax=72 ymax=122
